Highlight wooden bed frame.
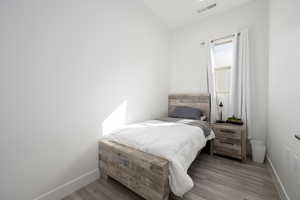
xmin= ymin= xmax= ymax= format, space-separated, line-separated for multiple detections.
xmin=99 ymin=94 xmax=211 ymax=200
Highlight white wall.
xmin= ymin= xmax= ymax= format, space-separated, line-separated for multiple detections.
xmin=0 ymin=0 xmax=169 ymax=199
xmin=268 ymin=0 xmax=300 ymax=199
xmin=169 ymin=0 xmax=269 ymax=140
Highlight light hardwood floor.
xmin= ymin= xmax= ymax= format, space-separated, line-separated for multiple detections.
xmin=62 ymin=154 xmax=280 ymax=200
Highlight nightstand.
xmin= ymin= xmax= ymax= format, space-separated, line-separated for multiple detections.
xmin=211 ymin=123 xmax=247 ymax=162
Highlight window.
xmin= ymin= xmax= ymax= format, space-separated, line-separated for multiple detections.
xmin=212 ymin=41 xmax=233 ymax=119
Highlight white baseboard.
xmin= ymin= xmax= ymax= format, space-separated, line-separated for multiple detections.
xmin=266 ymin=155 xmax=290 ymax=200
xmin=33 ymin=169 xmax=99 ymax=200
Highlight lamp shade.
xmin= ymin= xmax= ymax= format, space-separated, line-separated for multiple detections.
xmin=219 ymin=101 xmax=224 ymax=107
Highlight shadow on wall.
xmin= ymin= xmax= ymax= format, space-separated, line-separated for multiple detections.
xmin=101 ymin=101 xmax=128 ymax=137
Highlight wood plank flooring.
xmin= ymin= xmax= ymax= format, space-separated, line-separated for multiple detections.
xmin=63 ymin=154 xmax=280 ymax=200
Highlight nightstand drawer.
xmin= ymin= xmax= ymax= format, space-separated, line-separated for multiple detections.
xmin=213 ymin=127 xmax=241 ymax=139
xmin=214 ymin=138 xmax=242 ymax=158
xmin=211 ymin=123 xmax=246 ymax=161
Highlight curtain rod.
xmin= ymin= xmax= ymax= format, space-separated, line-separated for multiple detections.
xmin=200 ymin=32 xmax=240 ymax=45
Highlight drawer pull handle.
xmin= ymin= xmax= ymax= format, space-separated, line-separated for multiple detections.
xmin=219 ymin=129 xmax=235 ymax=134
xmin=221 ymin=141 xmax=234 ymax=145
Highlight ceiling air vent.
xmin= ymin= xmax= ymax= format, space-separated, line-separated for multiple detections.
xmin=197 ymin=3 xmax=217 ymax=14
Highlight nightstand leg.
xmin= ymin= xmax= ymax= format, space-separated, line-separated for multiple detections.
xmin=210 ymin=140 xmax=214 ymax=156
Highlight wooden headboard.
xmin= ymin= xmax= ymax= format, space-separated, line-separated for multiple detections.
xmin=168 ymin=94 xmax=211 ymax=121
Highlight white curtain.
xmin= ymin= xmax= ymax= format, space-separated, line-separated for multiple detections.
xmin=229 ymin=30 xmax=251 ymax=138
xmin=206 ymin=43 xmax=218 ymax=122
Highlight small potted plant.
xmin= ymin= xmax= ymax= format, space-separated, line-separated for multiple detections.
xmin=226 ymin=115 xmax=244 ymax=125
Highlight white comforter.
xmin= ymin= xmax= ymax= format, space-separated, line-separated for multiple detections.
xmin=105 ymin=120 xmax=213 ymax=196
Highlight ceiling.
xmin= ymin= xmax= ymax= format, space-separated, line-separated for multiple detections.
xmin=143 ymin=0 xmax=254 ymax=29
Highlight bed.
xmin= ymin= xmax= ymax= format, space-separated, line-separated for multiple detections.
xmin=98 ymin=94 xmax=214 ymax=200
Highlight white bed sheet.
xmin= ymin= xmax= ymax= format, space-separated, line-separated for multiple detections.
xmin=104 ymin=120 xmax=214 ymax=197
